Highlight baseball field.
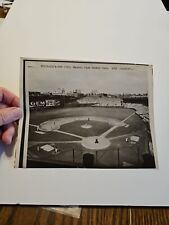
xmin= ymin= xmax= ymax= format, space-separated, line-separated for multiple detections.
xmin=27 ymin=106 xmax=154 ymax=168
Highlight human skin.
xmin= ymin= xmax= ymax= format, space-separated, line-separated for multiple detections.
xmin=0 ymin=87 xmax=22 ymax=144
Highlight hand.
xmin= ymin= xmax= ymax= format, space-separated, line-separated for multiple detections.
xmin=0 ymin=87 xmax=22 ymax=144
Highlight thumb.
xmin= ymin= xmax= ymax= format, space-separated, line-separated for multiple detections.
xmin=0 ymin=107 xmax=22 ymax=126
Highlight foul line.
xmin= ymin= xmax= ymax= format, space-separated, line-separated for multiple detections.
xmin=99 ymin=112 xmax=135 ymax=138
xmin=29 ymin=124 xmax=39 ymax=128
xmin=99 ymin=125 xmax=119 ymax=138
xmin=121 ymin=112 xmax=135 ymax=123
xmin=108 ymin=133 xmax=131 ymax=141
xmin=53 ymin=129 xmax=84 ymax=140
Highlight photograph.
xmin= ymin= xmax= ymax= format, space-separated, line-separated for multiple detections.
xmin=17 ymin=59 xmax=156 ymax=169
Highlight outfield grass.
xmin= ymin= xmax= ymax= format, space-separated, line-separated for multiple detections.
xmin=29 ymin=107 xmax=135 ymax=124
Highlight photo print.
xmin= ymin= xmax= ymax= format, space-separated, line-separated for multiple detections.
xmin=16 ymin=59 xmax=157 ymax=169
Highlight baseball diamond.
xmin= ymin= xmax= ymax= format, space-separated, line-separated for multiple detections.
xmin=27 ymin=106 xmax=155 ymax=168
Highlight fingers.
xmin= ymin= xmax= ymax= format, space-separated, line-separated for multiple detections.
xmin=0 ymin=87 xmax=20 ymax=107
xmin=1 ymin=123 xmax=16 ymax=145
xmin=0 ymin=88 xmax=21 ymax=144
xmin=0 ymin=107 xmax=22 ymax=126
xmin=0 ymin=103 xmax=8 ymax=109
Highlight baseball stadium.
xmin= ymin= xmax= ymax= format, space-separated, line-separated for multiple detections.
xmin=25 ymin=95 xmax=156 ymax=169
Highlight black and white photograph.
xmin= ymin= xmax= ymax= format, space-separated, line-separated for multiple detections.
xmin=17 ymin=59 xmax=156 ymax=169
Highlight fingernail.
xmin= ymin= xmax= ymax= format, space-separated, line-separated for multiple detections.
xmin=2 ymin=135 xmax=12 ymax=145
xmin=6 ymin=136 xmax=12 ymax=145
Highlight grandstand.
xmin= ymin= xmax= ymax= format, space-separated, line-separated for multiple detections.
xmin=77 ymin=96 xmax=123 ymax=107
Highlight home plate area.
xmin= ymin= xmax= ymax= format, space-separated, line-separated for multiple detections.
xmin=28 ymin=107 xmax=155 ymax=168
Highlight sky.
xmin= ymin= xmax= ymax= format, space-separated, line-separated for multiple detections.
xmin=25 ymin=61 xmax=151 ymax=94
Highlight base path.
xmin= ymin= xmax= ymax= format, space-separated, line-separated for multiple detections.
xmin=53 ymin=129 xmax=84 ymax=140
xmin=99 ymin=112 xmax=135 ymax=138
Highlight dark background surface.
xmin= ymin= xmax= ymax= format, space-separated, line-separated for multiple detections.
xmin=1 ymin=206 xmax=169 ymax=225
xmin=162 ymin=0 xmax=169 ymax=10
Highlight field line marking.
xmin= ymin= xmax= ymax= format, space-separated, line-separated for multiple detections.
xmin=29 ymin=124 xmax=39 ymax=128
xmin=108 ymin=133 xmax=131 ymax=141
xmin=99 ymin=112 xmax=135 ymax=138
xmin=53 ymin=129 xmax=84 ymax=139
xmin=121 ymin=112 xmax=135 ymax=123
xmin=99 ymin=125 xmax=119 ymax=138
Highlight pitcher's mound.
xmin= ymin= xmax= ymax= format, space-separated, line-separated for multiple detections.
xmin=81 ymin=123 xmax=92 ymax=129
